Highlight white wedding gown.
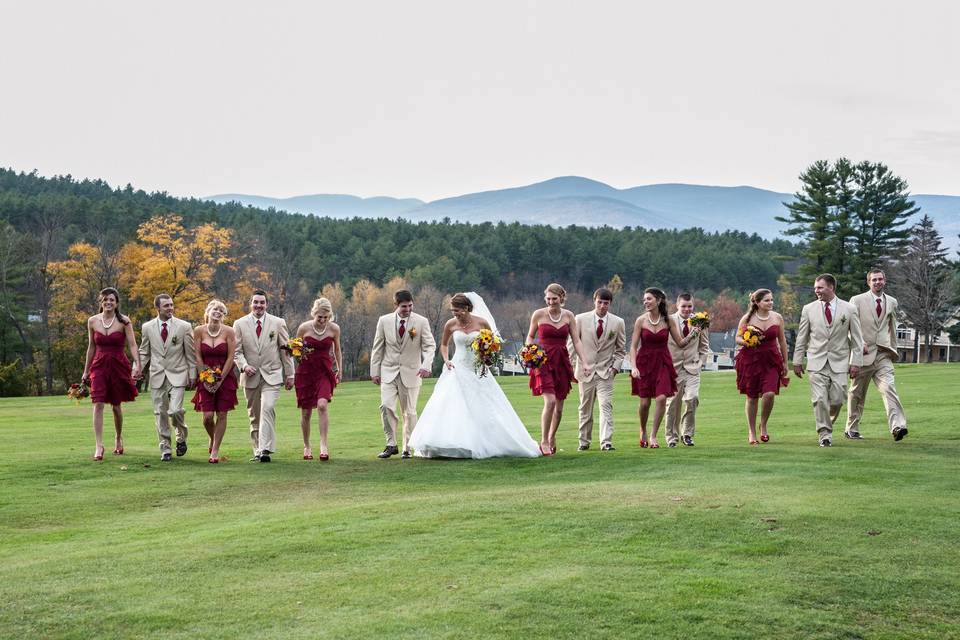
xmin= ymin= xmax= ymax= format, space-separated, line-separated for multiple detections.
xmin=409 ymin=330 xmax=541 ymax=459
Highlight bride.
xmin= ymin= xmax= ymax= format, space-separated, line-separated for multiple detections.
xmin=408 ymin=292 xmax=541 ymax=459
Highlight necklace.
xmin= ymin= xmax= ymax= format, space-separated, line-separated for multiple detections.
xmin=101 ymin=313 xmax=116 ymax=330
xmin=312 ymin=321 xmax=327 ymax=338
xmin=206 ymin=322 xmax=222 ymax=338
xmin=547 ymin=309 xmax=563 ymax=324
xmin=756 ymin=312 xmax=771 ymax=321
xmin=648 ymin=313 xmax=662 ymax=326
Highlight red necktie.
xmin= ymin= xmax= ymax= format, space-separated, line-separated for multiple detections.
xmin=682 ymin=321 xmax=689 ymax=338
xmin=876 ymin=298 xmax=882 ymax=318
xmin=256 ymin=319 xmax=262 ymax=339
xmin=398 ymin=319 xmax=406 ymax=339
xmin=824 ymin=303 xmax=833 ymax=325
xmin=160 ymin=322 xmax=168 ymax=343
xmin=596 ymin=318 xmax=603 ymax=339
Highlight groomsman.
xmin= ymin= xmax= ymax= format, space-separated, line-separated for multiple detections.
xmin=138 ymin=294 xmax=197 ymax=461
xmin=845 ymin=269 xmax=908 ymax=441
xmin=793 ymin=274 xmax=863 ymax=447
xmin=573 ymin=288 xmax=626 ymax=451
xmin=370 ymin=290 xmax=436 ymax=459
xmin=234 ymin=289 xmax=294 ymax=462
xmin=664 ymin=292 xmax=710 ymax=447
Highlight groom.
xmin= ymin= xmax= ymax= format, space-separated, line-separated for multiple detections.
xmin=138 ymin=294 xmax=196 ymax=461
xmin=370 ymin=289 xmax=436 ymax=459
xmin=793 ymin=274 xmax=863 ymax=447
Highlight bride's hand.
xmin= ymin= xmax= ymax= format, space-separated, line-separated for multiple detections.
xmin=445 ymin=361 xmax=455 ymax=370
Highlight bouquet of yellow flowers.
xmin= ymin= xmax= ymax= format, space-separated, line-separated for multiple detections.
xmin=281 ymin=337 xmax=314 ymax=361
xmin=198 ymin=367 xmax=223 ymax=386
xmin=518 ymin=343 xmax=548 ymax=370
xmin=67 ymin=382 xmax=89 ymax=404
xmin=687 ymin=311 xmax=710 ymax=331
xmin=470 ymin=328 xmax=504 ymax=377
xmin=738 ymin=325 xmax=764 ymax=348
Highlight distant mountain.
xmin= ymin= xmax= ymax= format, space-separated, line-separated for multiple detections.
xmin=205 ymin=177 xmax=960 ymax=248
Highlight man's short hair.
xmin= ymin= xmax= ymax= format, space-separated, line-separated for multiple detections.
xmin=252 ymin=289 xmax=268 ymax=302
xmin=394 ymin=289 xmax=413 ymax=305
xmin=815 ymin=273 xmax=837 ymax=289
xmin=676 ymin=292 xmax=693 ymax=302
xmin=154 ymin=294 xmax=172 ymax=308
xmin=867 ymin=268 xmax=885 ymax=279
xmin=593 ymin=287 xmax=614 ymax=302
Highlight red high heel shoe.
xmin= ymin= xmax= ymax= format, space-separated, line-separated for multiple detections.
xmin=539 ymin=444 xmax=553 ymax=456
xmin=93 ymin=447 xmax=104 ymax=461
xmin=113 ymin=440 xmax=124 ymax=455
xmin=319 ymin=453 xmax=329 ymax=461
xmin=639 ymin=440 xmax=648 ymax=448
xmin=303 ymin=447 xmax=314 ymax=460
xmin=208 ymin=456 xmax=219 ymax=463
xmin=760 ymin=434 xmax=770 ymax=443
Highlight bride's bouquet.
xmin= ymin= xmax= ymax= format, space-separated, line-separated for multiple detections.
xmin=518 ymin=343 xmax=547 ymax=370
xmin=738 ymin=325 xmax=764 ymax=348
xmin=470 ymin=329 xmax=503 ymax=377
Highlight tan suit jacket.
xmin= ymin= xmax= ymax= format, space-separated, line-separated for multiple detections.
xmin=849 ymin=291 xmax=899 ymax=366
xmin=572 ymin=311 xmax=626 ymax=382
xmin=233 ymin=312 xmax=294 ymax=388
xmin=793 ymin=299 xmax=864 ymax=373
xmin=138 ymin=316 xmax=196 ymax=389
xmin=667 ymin=313 xmax=710 ymax=374
xmin=369 ymin=312 xmax=436 ymax=387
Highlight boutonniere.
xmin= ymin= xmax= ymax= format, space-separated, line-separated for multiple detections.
xmin=607 ymin=333 xmax=615 ymax=341
xmin=840 ymin=316 xmax=847 ymax=325
xmin=170 ymin=335 xmax=179 ymax=345
xmin=408 ymin=328 xmax=418 ymax=338
xmin=269 ymin=331 xmax=276 ymax=340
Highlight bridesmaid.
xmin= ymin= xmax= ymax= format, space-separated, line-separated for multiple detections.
xmin=191 ymin=300 xmax=238 ymax=463
xmin=525 ymin=283 xmax=591 ymax=456
xmin=628 ymin=287 xmax=700 ymax=448
xmin=81 ymin=287 xmax=140 ymax=461
xmin=294 ymin=297 xmax=342 ymax=461
xmin=735 ymin=289 xmax=788 ymax=445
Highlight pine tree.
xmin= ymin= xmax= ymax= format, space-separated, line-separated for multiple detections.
xmin=777 ymin=160 xmax=836 ymax=282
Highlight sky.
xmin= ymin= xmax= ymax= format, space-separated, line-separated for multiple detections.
xmin=2 ymin=1 xmax=958 ymax=201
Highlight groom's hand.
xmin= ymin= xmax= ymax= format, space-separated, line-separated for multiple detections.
xmin=849 ymin=366 xmax=861 ymax=379
xmin=793 ymin=364 xmax=804 ymax=378
xmin=371 ymin=375 xmax=381 ymax=385
xmin=244 ymin=366 xmax=256 ymax=377
xmin=417 ymin=368 xmax=431 ymax=378
xmin=285 ymin=375 xmax=294 ymax=390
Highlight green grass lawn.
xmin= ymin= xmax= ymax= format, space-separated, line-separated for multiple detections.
xmin=2 ymin=364 xmax=958 ymax=639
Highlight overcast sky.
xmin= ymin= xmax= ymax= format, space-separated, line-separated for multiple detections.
xmin=2 ymin=1 xmax=958 ymax=201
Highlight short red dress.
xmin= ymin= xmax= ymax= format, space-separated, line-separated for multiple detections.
xmin=735 ymin=325 xmax=786 ymax=398
xmin=192 ymin=342 xmax=239 ymax=412
xmin=89 ymin=330 xmax=138 ymax=405
xmin=295 ymin=335 xmax=337 ymax=408
xmin=529 ymin=323 xmax=576 ymax=401
xmin=631 ymin=327 xmax=677 ymax=398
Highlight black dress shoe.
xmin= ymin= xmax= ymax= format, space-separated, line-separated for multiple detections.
xmin=667 ymin=441 xmax=677 ymax=448
xmin=176 ymin=441 xmax=188 ymax=456
xmin=844 ymin=431 xmax=864 ymax=440
xmin=682 ymin=436 xmax=694 ymax=446
xmin=161 ymin=453 xmax=173 ymax=461
xmin=378 ymin=446 xmax=400 ymax=459
xmin=259 ymin=454 xmax=271 ymax=462
xmin=893 ymin=427 xmax=908 ymax=441
xmin=819 ymin=439 xmax=832 ymax=447
xmin=601 ymin=443 xmax=615 ymax=451
xmin=401 ymin=450 xmax=412 ymax=459
xmin=577 ymin=444 xmax=590 ymax=451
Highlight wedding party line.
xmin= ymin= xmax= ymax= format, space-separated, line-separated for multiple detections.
xmin=77 ymin=269 xmax=908 ymax=463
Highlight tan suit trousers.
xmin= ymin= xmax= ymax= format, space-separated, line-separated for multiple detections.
xmin=577 ymin=375 xmax=615 ymax=447
xmin=808 ymin=368 xmax=848 ymax=441
xmin=845 ymin=354 xmax=906 ymax=435
xmin=151 ymin=380 xmax=188 ymax=455
xmin=244 ymin=381 xmax=281 ymax=455
xmin=664 ymin=368 xmax=700 ymax=444
xmin=381 ymin=376 xmax=420 ymax=451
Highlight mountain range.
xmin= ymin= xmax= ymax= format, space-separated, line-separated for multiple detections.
xmin=206 ymin=177 xmax=960 ymax=248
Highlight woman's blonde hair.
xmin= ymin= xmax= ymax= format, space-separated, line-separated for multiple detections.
xmin=310 ymin=297 xmax=334 ymax=319
xmin=203 ymin=299 xmax=228 ymax=324
xmin=544 ymin=283 xmax=566 ymax=304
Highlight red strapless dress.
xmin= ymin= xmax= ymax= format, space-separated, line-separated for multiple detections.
xmin=295 ymin=335 xmax=337 ymax=408
xmin=89 ymin=330 xmax=138 ymax=405
xmin=192 ymin=342 xmax=239 ymax=412
xmin=529 ymin=323 xmax=575 ymax=401
xmin=735 ymin=324 xmax=786 ymax=398
xmin=631 ymin=327 xmax=677 ymax=398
